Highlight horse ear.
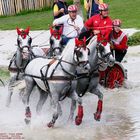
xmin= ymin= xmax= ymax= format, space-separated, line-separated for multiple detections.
xmin=59 ymin=25 xmax=63 ymax=35
xmin=83 ymin=37 xmax=87 ymax=50
xmin=50 ymin=26 xmax=53 ymax=35
xmin=24 ymin=27 xmax=30 ymax=35
xmin=16 ymin=27 xmax=21 ymax=35
xmin=75 ymin=38 xmax=79 ymax=47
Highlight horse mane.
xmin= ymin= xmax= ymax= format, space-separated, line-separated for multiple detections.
xmin=61 ymin=39 xmax=75 ymax=60
xmin=87 ymin=36 xmax=97 ymax=50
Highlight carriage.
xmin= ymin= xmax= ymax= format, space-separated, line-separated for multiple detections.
xmin=50 ymin=25 xmax=127 ymax=89
xmin=99 ymin=62 xmax=127 ymax=89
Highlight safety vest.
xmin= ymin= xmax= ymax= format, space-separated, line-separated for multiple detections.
xmin=111 ymin=32 xmax=126 ymax=45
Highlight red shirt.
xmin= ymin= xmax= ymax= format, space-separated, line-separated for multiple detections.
xmin=111 ymin=30 xmax=128 ymax=51
xmin=84 ymin=14 xmax=112 ymax=45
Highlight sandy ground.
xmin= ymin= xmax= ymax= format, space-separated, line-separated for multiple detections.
xmin=0 ymin=29 xmax=140 ymax=140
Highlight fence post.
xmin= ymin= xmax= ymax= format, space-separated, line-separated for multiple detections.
xmin=0 ymin=0 xmax=53 ymax=16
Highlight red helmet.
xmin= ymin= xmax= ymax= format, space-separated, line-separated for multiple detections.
xmin=99 ymin=3 xmax=108 ymax=11
xmin=68 ymin=5 xmax=78 ymax=12
xmin=113 ymin=19 xmax=122 ymax=27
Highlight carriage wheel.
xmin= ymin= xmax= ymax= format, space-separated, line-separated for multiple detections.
xmin=105 ymin=66 xmax=124 ymax=89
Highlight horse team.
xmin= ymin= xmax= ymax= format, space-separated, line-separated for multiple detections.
xmin=7 ymin=26 xmax=115 ymax=127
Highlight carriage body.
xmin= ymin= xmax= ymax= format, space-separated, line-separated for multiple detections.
xmin=99 ymin=62 xmax=127 ymax=89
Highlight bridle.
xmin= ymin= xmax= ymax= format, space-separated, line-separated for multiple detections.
xmin=96 ymin=43 xmax=112 ymax=63
xmin=49 ymin=26 xmax=64 ymax=56
xmin=67 ymin=18 xmax=79 ymax=35
xmin=8 ymin=35 xmax=35 ymax=73
xmin=49 ymin=36 xmax=63 ymax=56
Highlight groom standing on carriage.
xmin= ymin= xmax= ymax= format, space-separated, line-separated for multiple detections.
xmin=110 ymin=19 xmax=128 ymax=62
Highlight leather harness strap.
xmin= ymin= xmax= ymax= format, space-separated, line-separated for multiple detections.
xmin=48 ymin=58 xmax=56 ymax=66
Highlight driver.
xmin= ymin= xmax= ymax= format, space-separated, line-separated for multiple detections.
xmin=53 ymin=4 xmax=84 ymax=46
xmin=78 ymin=3 xmax=112 ymax=46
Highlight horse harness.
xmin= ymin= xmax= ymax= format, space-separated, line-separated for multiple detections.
xmin=8 ymin=46 xmax=36 ymax=80
xmin=24 ymin=57 xmax=78 ymax=100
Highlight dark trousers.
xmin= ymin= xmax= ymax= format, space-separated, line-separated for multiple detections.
xmin=61 ymin=35 xmax=72 ymax=46
xmin=112 ymin=49 xmax=127 ymax=62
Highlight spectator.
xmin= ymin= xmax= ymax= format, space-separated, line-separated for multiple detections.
xmin=84 ymin=0 xmax=103 ymax=19
xmin=53 ymin=0 xmax=68 ymax=19
xmin=73 ymin=0 xmax=84 ymax=19
xmin=53 ymin=5 xmax=84 ymax=45
xmin=110 ymin=19 xmax=128 ymax=62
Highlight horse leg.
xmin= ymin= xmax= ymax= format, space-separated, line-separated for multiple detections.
xmin=68 ymin=91 xmax=83 ymax=125
xmin=68 ymin=99 xmax=76 ymax=122
xmin=22 ymin=76 xmax=35 ymax=124
xmin=94 ymin=97 xmax=103 ymax=121
xmin=87 ymin=73 xmax=103 ymax=121
xmin=91 ymin=87 xmax=103 ymax=121
xmin=36 ymin=86 xmax=48 ymax=115
xmin=75 ymin=103 xmax=83 ymax=125
xmin=47 ymin=93 xmax=59 ymax=128
xmin=57 ymin=102 xmax=62 ymax=116
xmin=6 ymin=75 xmax=17 ymax=107
xmin=18 ymin=87 xmax=25 ymax=98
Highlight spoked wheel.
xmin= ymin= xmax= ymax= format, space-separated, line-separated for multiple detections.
xmin=105 ymin=64 xmax=125 ymax=89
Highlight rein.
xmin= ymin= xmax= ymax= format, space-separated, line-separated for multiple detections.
xmin=97 ymin=48 xmax=112 ymax=63
xmin=0 ymin=79 xmax=5 ymax=87
xmin=25 ymin=57 xmax=77 ymax=81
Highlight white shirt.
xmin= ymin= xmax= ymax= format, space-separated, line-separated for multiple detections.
xmin=53 ymin=14 xmax=84 ymax=38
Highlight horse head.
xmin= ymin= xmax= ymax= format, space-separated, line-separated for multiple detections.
xmin=12 ymin=27 xmax=33 ymax=71
xmin=16 ymin=27 xmax=32 ymax=60
xmin=74 ymin=37 xmax=90 ymax=71
xmin=49 ymin=25 xmax=63 ymax=56
xmin=96 ymin=42 xmax=115 ymax=67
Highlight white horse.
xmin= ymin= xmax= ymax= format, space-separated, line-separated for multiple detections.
xmin=75 ymin=36 xmax=115 ymax=125
xmin=47 ymin=25 xmax=64 ymax=57
xmin=22 ymin=39 xmax=90 ymax=127
xmin=7 ymin=28 xmax=47 ymax=107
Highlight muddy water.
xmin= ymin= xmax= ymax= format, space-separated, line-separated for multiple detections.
xmin=0 ymin=54 xmax=140 ymax=140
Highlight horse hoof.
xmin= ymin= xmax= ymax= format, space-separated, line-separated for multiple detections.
xmin=47 ymin=122 xmax=54 ymax=128
xmin=94 ymin=113 xmax=101 ymax=121
xmin=24 ymin=118 xmax=31 ymax=125
xmin=75 ymin=116 xmax=82 ymax=125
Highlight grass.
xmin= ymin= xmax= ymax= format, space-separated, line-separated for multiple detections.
xmin=128 ymin=32 xmax=140 ymax=46
xmin=0 ymin=68 xmax=10 ymax=81
xmin=105 ymin=0 xmax=140 ymax=29
xmin=0 ymin=0 xmax=140 ymax=30
xmin=0 ymin=10 xmax=53 ymax=30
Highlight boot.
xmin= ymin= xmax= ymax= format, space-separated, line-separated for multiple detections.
xmin=75 ymin=105 xmax=83 ymax=125
xmin=94 ymin=100 xmax=102 ymax=121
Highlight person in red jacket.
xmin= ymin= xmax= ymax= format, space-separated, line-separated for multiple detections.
xmin=110 ymin=19 xmax=128 ymax=62
xmin=79 ymin=3 xmax=112 ymax=46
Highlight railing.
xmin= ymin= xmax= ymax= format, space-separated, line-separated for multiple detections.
xmin=0 ymin=0 xmax=52 ymax=16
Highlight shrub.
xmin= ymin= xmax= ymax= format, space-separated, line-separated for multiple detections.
xmin=128 ymin=32 xmax=140 ymax=46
